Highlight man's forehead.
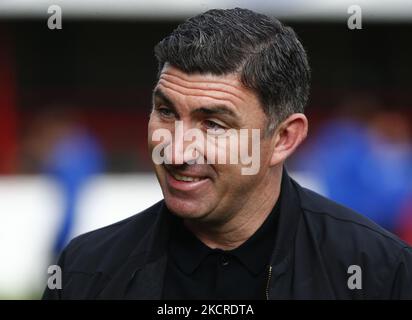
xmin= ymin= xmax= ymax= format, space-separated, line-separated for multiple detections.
xmin=159 ymin=63 xmax=241 ymax=85
xmin=155 ymin=64 xmax=261 ymax=107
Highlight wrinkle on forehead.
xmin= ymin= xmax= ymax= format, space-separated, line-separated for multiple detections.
xmin=158 ymin=65 xmax=258 ymax=105
xmin=157 ymin=80 xmax=243 ymax=110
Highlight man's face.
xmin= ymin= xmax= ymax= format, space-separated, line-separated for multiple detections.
xmin=148 ymin=64 xmax=276 ymax=224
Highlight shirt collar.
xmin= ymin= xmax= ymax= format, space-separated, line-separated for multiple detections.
xmin=168 ymin=215 xmax=212 ymax=274
xmin=168 ymin=191 xmax=281 ymax=276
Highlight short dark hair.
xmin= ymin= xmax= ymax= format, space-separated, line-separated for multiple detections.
xmin=154 ymin=8 xmax=311 ymax=133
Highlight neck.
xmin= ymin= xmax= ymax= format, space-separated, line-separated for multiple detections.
xmin=184 ymin=167 xmax=282 ymax=250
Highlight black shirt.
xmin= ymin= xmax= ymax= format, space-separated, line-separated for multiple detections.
xmin=162 ymin=200 xmax=280 ymax=300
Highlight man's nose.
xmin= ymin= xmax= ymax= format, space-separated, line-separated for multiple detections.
xmin=166 ymin=122 xmax=204 ymax=165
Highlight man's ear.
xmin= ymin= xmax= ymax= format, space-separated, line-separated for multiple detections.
xmin=270 ymin=113 xmax=308 ymax=166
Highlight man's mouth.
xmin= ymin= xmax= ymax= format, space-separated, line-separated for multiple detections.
xmin=163 ymin=165 xmax=211 ymax=192
xmin=170 ymin=172 xmax=205 ymax=182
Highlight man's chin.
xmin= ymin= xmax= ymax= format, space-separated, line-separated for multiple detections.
xmin=164 ymin=196 xmax=209 ymax=220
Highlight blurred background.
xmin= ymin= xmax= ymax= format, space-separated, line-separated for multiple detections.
xmin=0 ymin=0 xmax=411 ymax=299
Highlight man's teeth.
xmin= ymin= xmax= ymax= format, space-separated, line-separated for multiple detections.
xmin=172 ymin=173 xmax=202 ymax=182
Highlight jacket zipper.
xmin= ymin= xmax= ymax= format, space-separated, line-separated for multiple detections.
xmin=265 ymin=265 xmax=273 ymax=300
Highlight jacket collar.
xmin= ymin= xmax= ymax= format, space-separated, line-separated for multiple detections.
xmin=269 ymin=168 xmax=302 ymax=269
xmin=255 ymin=168 xmax=304 ymax=299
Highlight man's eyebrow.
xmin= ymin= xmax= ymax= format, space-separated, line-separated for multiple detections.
xmin=152 ymin=88 xmax=175 ymax=109
xmin=191 ymin=106 xmax=240 ymax=120
xmin=152 ymin=87 xmax=240 ymax=122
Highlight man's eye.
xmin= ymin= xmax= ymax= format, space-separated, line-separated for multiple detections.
xmin=204 ymin=120 xmax=226 ymax=132
xmin=157 ymin=107 xmax=173 ymax=117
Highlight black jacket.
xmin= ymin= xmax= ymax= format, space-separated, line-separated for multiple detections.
xmin=42 ymin=170 xmax=412 ymax=299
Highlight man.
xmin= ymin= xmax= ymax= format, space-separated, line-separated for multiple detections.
xmin=43 ymin=8 xmax=412 ymax=299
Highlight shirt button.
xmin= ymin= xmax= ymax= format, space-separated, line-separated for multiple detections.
xmin=220 ymin=254 xmax=230 ymax=266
